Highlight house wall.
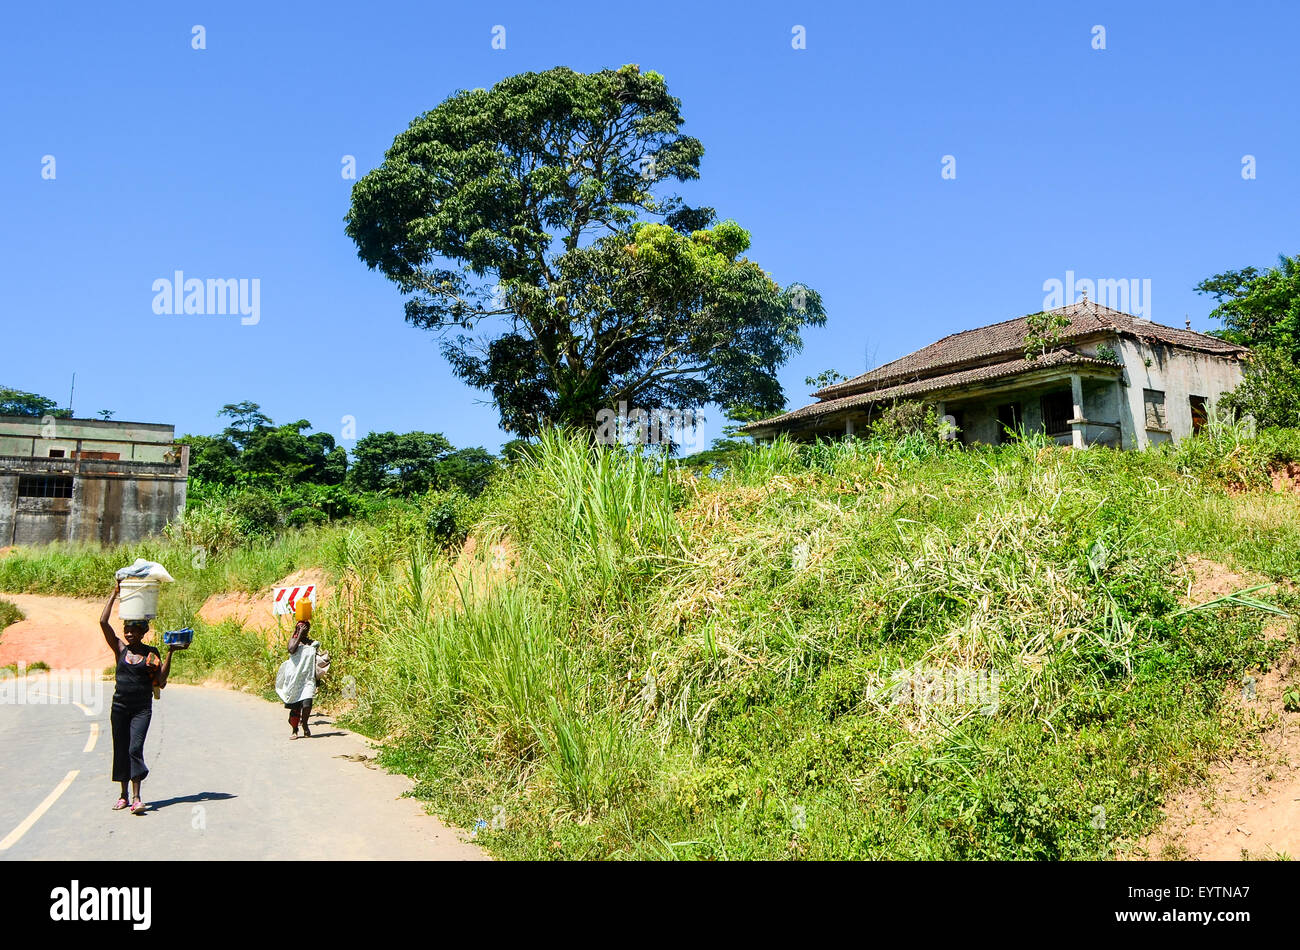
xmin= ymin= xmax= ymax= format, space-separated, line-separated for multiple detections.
xmin=1112 ymin=339 xmax=1244 ymax=448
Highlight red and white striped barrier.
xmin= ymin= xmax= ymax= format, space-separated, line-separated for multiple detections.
xmin=271 ymin=585 xmax=316 ymax=616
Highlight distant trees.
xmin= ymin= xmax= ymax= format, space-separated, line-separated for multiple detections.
xmin=181 ymin=401 xmax=496 ymax=504
xmin=346 ymin=431 xmax=494 ymax=497
xmin=182 ymin=402 xmax=345 ymax=488
xmin=0 ymin=385 xmax=70 ymax=418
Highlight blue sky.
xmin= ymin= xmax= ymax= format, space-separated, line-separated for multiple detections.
xmin=2 ymin=0 xmax=1295 ymax=452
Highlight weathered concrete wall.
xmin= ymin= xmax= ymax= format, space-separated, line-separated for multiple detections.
xmin=947 ymin=377 xmax=1123 ymax=447
xmin=69 ymin=475 xmax=186 ymax=544
xmin=0 ymin=469 xmax=186 ymax=547
xmin=1115 ymin=339 xmax=1245 ymax=449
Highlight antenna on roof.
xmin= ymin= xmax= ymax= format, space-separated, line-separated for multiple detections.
xmin=68 ymin=372 xmax=75 ymax=416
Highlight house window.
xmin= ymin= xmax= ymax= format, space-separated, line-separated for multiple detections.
xmin=1040 ymin=390 xmax=1073 ymax=436
xmin=1189 ymin=395 xmax=1208 ymax=433
xmin=996 ymin=402 xmax=1022 ymax=443
xmin=48 ymin=449 xmax=65 ymax=458
xmin=17 ymin=475 xmax=74 ymax=498
xmin=1144 ymin=389 xmax=1167 ymax=430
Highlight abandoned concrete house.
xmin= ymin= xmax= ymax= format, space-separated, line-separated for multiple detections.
xmin=0 ymin=416 xmax=189 ymax=546
xmin=742 ymin=300 xmax=1249 ymax=449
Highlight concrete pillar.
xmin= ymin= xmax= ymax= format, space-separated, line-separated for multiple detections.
xmin=0 ymin=474 xmax=17 ymax=546
xmin=844 ymin=417 xmax=855 ymax=439
xmin=1070 ymin=373 xmax=1085 ymax=449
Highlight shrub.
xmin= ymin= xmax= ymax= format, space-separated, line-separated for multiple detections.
xmin=0 ymin=598 xmax=23 ymax=630
xmin=230 ymin=488 xmax=282 ymax=535
xmin=286 ymin=507 xmax=329 ymax=529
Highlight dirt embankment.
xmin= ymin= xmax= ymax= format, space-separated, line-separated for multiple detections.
xmin=198 ymin=568 xmax=330 ymax=639
xmin=1140 ymin=556 xmax=1300 ymax=860
xmin=0 ymin=593 xmax=115 ymax=671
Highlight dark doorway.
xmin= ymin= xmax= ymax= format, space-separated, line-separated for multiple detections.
xmin=996 ymin=402 xmax=1022 ymax=443
xmin=1190 ymin=395 xmax=1208 ymax=433
xmin=1040 ymin=390 xmax=1073 ymax=437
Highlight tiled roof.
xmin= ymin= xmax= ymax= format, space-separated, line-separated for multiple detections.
xmin=813 ymin=300 xmax=1246 ymax=400
xmin=742 ymin=350 xmax=1120 ymax=433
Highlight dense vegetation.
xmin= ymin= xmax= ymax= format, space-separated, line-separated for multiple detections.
xmin=3 ymin=421 xmax=1298 ymax=859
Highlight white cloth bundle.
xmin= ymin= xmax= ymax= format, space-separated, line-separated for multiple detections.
xmin=114 ymin=559 xmax=175 ymax=583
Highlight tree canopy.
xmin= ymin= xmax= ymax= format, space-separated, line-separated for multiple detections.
xmin=347 ymin=431 xmax=493 ymax=496
xmin=345 ymin=64 xmax=824 ymax=437
xmin=182 ymin=402 xmax=345 ymax=488
xmin=1199 ymin=253 xmax=1300 ymax=428
xmin=1 ymin=385 xmax=70 ymax=418
xmin=1198 ymin=253 xmax=1300 ymax=360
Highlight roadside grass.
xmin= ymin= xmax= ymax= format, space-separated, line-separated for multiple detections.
xmin=0 ymin=528 xmax=337 ymax=602
xmin=3 ymin=425 xmax=1298 ymax=858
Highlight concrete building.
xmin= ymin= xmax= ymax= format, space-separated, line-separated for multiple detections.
xmin=0 ymin=416 xmax=189 ymax=546
xmin=743 ymin=300 xmax=1249 ymax=449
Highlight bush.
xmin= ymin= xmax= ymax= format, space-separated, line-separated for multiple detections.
xmin=230 ymin=488 xmax=282 ymax=535
xmin=286 ymin=507 xmax=329 ymax=529
xmin=421 ymin=488 xmax=471 ymax=547
xmin=0 ymin=598 xmax=23 ymax=630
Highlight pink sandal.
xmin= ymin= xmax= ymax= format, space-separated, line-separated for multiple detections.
xmin=130 ymin=800 xmax=147 ymax=815
xmin=112 ymin=798 xmax=129 ymax=811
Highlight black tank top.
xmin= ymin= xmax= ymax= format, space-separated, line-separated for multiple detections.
xmin=115 ymin=645 xmax=160 ymax=702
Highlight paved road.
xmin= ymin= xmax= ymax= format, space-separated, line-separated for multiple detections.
xmin=0 ymin=676 xmax=485 ymax=860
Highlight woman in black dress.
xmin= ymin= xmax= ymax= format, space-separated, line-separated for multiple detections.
xmin=100 ymin=581 xmax=181 ymax=815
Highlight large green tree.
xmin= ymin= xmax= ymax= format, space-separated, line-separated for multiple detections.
xmin=345 ymin=64 xmax=824 ymax=437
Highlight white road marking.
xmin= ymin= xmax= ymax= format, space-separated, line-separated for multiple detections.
xmin=0 ymin=770 xmax=79 ymax=851
xmin=83 ymin=722 xmax=99 ymax=753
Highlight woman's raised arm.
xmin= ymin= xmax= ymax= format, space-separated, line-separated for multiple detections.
xmin=100 ymin=582 xmax=122 ymax=659
xmin=155 ymin=646 xmax=176 ymax=689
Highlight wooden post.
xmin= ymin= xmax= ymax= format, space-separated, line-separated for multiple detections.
xmin=1070 ymin=374 xmax=1085 ymax=449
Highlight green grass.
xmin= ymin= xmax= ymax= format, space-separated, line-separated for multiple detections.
xmin=3 ymin=424 xmax=1299 ymax=859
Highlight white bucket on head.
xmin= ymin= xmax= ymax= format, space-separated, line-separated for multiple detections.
xmin=119 ymin=578 xmax=162 ymax=621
